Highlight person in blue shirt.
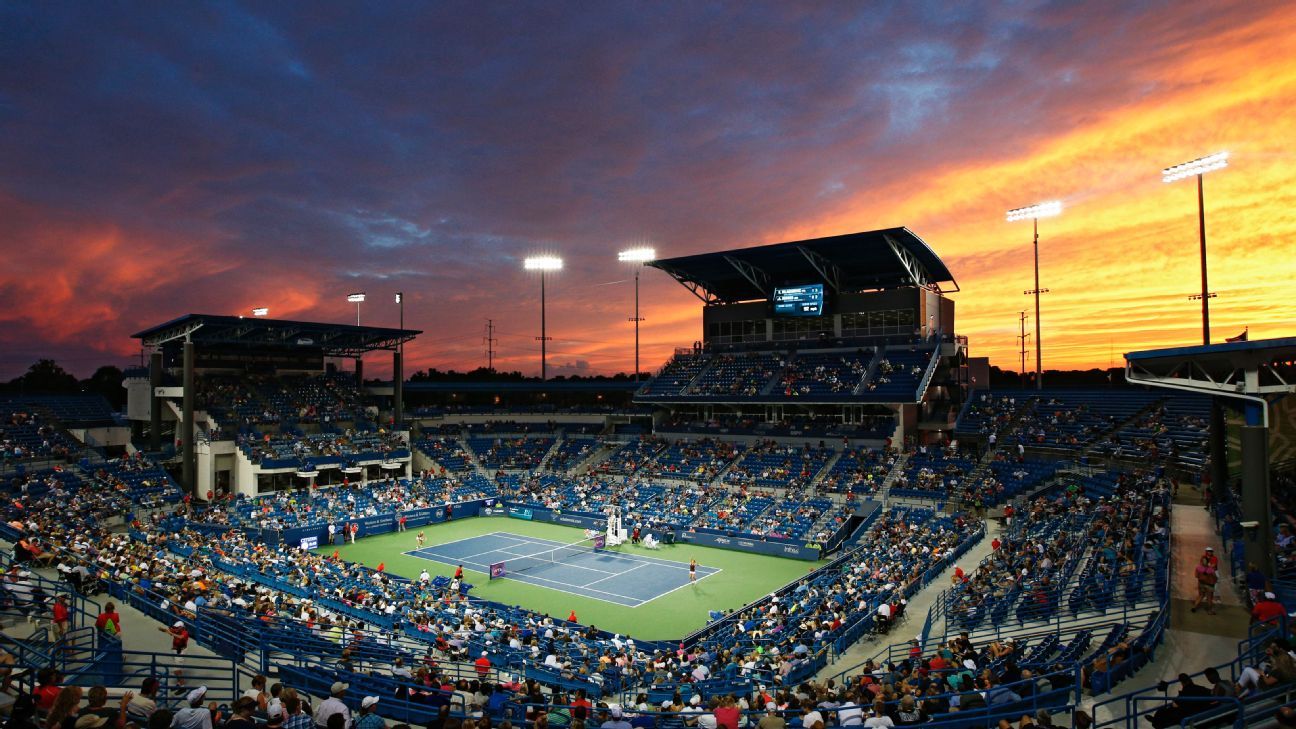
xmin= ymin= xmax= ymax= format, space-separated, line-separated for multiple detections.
xmin=984 ymin=678 xmax=1021 ymax=708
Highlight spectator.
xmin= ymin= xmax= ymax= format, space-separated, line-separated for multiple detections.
xmin=126 ymin=678 xmax=161 ymax=725
xmin=600 ymin=707 xmax=631 ymax=729
xmin=1252 ymin=592 xmax=1286 ymax=624
xmin=45 ymin=686 xmax=83 ymax=729
xmin=241 ymin=676 xmax=270 ymax=715
xmin=95 ymin=602 xmax=122 ymax=638
xmin=225 ymin=699 xmax=258 ymax=729
xmin=355 ymin=698 xmax=385 ymax=729
xmin=1191 ymin=556 xmax=1218 ymax=614
xmin=313 ymin=682 xmax=351 ymax=729
xmin=172 ymin=687 xmax=219 ymax=729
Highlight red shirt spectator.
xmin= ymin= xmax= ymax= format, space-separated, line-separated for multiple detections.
xmin=714 ymin=704 xmax=740 ymax=729
xmin=474 ymin=652 xmax=491 ymax=678
xmin=1252 ymin=593 xmax=1286 ymax=624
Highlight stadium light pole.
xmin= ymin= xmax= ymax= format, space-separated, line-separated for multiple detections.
xmin=618 ymin=247 xmax=656 ymax=382
xmin=523 ymin=256 xmax=563 ymax=380
xmin=251 ymin=307 xmax=269 ymax=317
xmin=1006 ymin=201 xmax=1062 ymax=391
xmin=1163 ymin=152 xmax=1228 ymax=346
xmin=347 ymin=292 xmax=366 ymax=326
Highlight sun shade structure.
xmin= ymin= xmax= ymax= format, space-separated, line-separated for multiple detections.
xmin=132 ymin=314 xmax=420 ymax=357
xmin=648 ymin=227 xmax=956 ymax=304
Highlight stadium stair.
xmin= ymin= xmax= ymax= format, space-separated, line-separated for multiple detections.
xmin=850 ymin=348 xmax=885 ymax=396
xmin=877 ymin=451 xmax=910 ymax=505
xmin=809 ymin=449 xmax=844 ymax=493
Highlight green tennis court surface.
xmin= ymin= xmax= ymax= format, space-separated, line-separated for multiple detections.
xmin=317 ymin=515 xmax=815 ymax=639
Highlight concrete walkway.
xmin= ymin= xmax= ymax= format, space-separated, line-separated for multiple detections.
xmin=1086 ymin=485 xmax=1251 ymax=724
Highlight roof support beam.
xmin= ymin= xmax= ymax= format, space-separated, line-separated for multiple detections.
xmin=653 ymin=264 xmax=718 ymax=304
xmin=884 ymin=233 xmax=932 ymax=291
xmin=141 ymin=321 xmax=205 ymax=349
xmin=724 ymin=255 xmax=772 ymax=298
xmin=796 ymin=246 xmax=843 ymax=293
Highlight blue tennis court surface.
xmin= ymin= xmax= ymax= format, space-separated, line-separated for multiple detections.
xmin=404 ymin=532 xmax=721 ymax=607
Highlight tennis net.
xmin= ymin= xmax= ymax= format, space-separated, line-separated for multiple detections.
xmin=494 ymin=535 xmax=604 ymax=578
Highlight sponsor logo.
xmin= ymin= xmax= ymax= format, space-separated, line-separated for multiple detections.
xmin=715 ymin=537 xmax=731 ymax=545
xmin=737 ymin=540 xmax=755 ymax=547
xmin=299 ymin=536 xmax=318 ymax=550
xmin=783 ymin=546 xmax=800 ymax=555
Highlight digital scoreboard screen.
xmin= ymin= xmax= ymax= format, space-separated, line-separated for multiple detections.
xmin=772 ymin=284 xmax=825 ymax=317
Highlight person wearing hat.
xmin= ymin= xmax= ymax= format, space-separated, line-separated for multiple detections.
xmin=313 ymin=682 xmax=351 ymax=729
xmin=355 ymin=698 xmax=385 ymax=729
xmin=474 ymin=651 xmax=491 ymax=679
xmin=1203 ymin=546 xmax=1219 ymax=571
xmin=600 ymin=706 xmax=631 ymax=729
xmin=1192 ymin=554 xmax=1219 ymax=615
xmin=756 ymin=702 xmax=784 ymax=729
xmin=159 ymin=621 xmax=190 ymax=664
xmin=1252 ymin=591 xmax=1287 ymax=624
xmin=172 ymin=686 xmax=218 ymax=729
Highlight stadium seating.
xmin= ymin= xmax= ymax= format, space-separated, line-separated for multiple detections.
xmin=721 ymin=441 xmax=833 ymax=489
xmin=818 ymin=447 xmax=893 ymax=495
xmin=467 ymin=436 xmax=554 ymax=470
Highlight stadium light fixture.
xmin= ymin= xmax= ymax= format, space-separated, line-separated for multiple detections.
xmin=1162 ymin=152 xmax=1228 ymax=183
xmin=619 ymin=247 xmax=656 ymax=381
xmin=347 ymin=292 xmax=365 ymax=325
xmin=1163 ymin=152 xmax=1228 ymax=345
xmin=1007 ymin=201 xmax=1063 ymax=390
xmin=1005 ymin=201 xmax=1062 ymax=222
xmin=523 ymin=256 xmax=563 ymax=271
xmin=617 ymin=247 xmax=656 ymax=263
xmin=251 ymin=307 xmax=269 ymax=317
xmin=523 ymin=256 xmax=564 ymax=380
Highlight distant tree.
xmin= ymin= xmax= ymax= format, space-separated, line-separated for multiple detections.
xmin=81 ymin=365 xmax=126 ymax=409
xmin=9 ymin=359 xmax=79 ymax=393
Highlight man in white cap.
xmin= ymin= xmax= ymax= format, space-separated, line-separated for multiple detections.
xmin=172 ymin=686 xmax=218 ymax=729
xmin=600 ymin=706 xmax=632 ymax=729
xmin=355 ymin=697 xmax=384 ymax=729
xmin=313 ymin=682 xmax=350 ymax=729
xmin=1253 ymin=591 xmax=1287 ymax=624
xmin=159 ymin=620 xmax=190 ymax=664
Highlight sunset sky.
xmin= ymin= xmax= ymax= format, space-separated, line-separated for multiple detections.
xmin=1 ymin=1 xmax=1294 ymax=380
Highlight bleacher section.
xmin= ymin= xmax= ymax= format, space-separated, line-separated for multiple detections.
xmin=722 ymin=441 xmax=833 ymax=489
xmin=636 ymin=342 xmax=941 ymax=403
xmin=467 ymin=435 xmax=554 ymax=471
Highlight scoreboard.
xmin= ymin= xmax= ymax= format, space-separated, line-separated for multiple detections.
xmin=772 ymin=284 xmax=825 ymax=317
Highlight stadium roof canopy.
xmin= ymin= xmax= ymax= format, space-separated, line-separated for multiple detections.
xmin=132 ymin=314 xmax=421 ymax=357
xmin=648 ymin=227 xmax=958 ymax=304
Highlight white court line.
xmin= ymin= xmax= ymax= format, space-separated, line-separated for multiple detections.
xmin=583 ymin=561 xmax=649 ymax=587
xmin=634 ymin=566 xmax=723 ymax=606
xmin=500 ymin=570 xmax=647 ymax=607
xmin=401 ymin=529 xmax=717 ymax=607
xmin=488 ymin=531 xmax=709 ymax=573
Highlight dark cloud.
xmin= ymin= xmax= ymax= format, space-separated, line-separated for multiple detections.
xmin=0 ymin=0 xmax=1289 ymax=376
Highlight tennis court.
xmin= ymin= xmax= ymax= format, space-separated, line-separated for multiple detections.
xmin=405 ymin=531 xmax=720 ymax=607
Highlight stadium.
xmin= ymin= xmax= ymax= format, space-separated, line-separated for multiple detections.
xmin=4 ymin=5 xmax=1296 ymax=729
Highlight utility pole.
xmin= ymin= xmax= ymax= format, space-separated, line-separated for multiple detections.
xmin=484 ymin=319 xmax=498 ymax=372
xmin=1017 ymin=311 xmax=1030 ymax=388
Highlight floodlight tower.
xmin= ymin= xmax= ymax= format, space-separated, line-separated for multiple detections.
xmin=618 ymin=247 xmax=656 ymax=381
xmin=1162 ymin=152 xmax=1228 ymax=345
xmin=1163 ymin=152 xmax=1230 ymax=506
xmin=347 ymin=292 xmax=366 ymax=326
xmin=251 ymin=307 xmax=269 ymax=317
xmin=523 ymin=256 xmax=563 ymax=380
xmin=1007 ymin=201 xmax=1062 ymax=390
